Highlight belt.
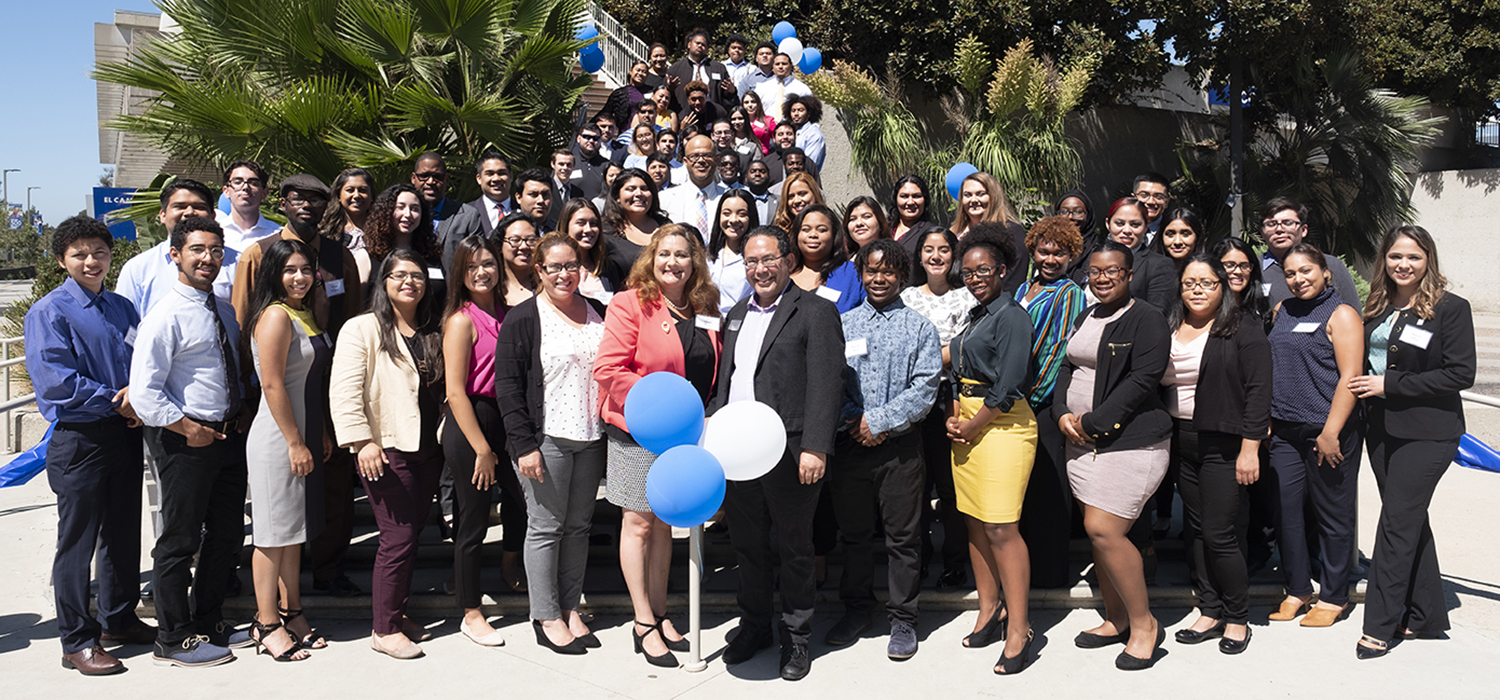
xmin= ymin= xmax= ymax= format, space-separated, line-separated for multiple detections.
xmin=188 ymin=415 xmax=238 ymax=434
xmin=956 ymin=382 xmax=993 ymax=398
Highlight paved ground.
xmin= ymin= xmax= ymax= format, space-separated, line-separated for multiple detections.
xmin=0 ymin=279 xmax=33 ymax=320
xmin=2 ymin=403 xmax=1500 ymax=696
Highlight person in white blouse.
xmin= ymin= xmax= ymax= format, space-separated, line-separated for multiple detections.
xmin=707 ymin=190 xmax=760 ymax=313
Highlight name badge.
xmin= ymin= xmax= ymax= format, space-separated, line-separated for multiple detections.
xmin=124 ymin=326 xmax=138 ymax=346
xmin=570 ymin=168 xmax=583 ymax=180
xmin=695 ymin=314 xmax=722 ymax=331
xmin=815 ymin=286 xmax=842 ymax=303
xmin=1292 ymin=321 xmax=1321 ymax=334
xmin=729 ymin=319 xmax=743 ymax=332
xmin=325 ymin=279 xmax=345 ymax=297
xmin=1261 ymin=282 xmax=1273 ymax=297
xmin=1399 ymin=325 xmax=1433 ymax=349
xmin=427 ymin=266 xmax=445 ymax=280
xmin=711 ymin=72 xmax=723 ymax=81
xmin=845 ymin=338 xmax=868 ymax=359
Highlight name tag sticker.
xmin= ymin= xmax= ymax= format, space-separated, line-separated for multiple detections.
xmin=695 ymin=314 xmax=722 ymax=331
xmin=570 ymin=168 xmax=583 ymax=180
xmin=729 ymin=319 xmax=743 ymax=332
xmin=1399 ymin=325 xmax=1433 ymax=349
xmin=1293 ymin=322 xmax=1321 ymax=334
xmin=845 ymin=338 xmax=868 ymax=359
xmin=1261 ymin=282 xmax=1273 ymax=297
xmin=815 ymin=286 xmax=842 ymax=303
xmin=325 ymin=279 xmax=345 ymax=297
xmin=125 ymin=326 xmax=138 ymax=346
xmin=711 ymin=72 xmax=723 ymax=81
xmin=427 ymin=266 xmax=445 ymax=280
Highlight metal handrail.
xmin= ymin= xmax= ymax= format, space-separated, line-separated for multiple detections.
xmin=1 ymin=335 xmax=35 ymax=451
xmin=1462 ymin=390 xmax=1500 ymax=409
xmin=586 ymin=2 xmax=648 ymax=88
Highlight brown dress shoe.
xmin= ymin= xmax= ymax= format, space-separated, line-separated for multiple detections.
xmin=61 ymin=645 xmax=125 ymax=675
xmin=1268 ymin=599 xmax=1313 ymax=621
xmin=1300 ymin=604 xmax=1350 ymax=628
xmin=101 ymin=620 xmax=158 ymax=645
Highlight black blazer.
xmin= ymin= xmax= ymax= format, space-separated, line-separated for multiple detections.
xmin=1363 ymin=293 xmax=1476 ymax=440
xmin=1186 ymin=319 xmax=1273 ymax=439
xmin=437 ymin=197 xmax=500 ymax=271
xmin=706 ymin=283 xmax=845 ymax=455
xmin=493 ymin=295 xmax=610 ymax=461
xmin=546 ymin=181 xmax=587 ymax=231
xmin=1130 ymin=246 xmax=1178 ymax=314
xmin=667 ymin=57 xmax=737 ymax=111
xmin=1054 ymin=301 xmax=1172 ymax=452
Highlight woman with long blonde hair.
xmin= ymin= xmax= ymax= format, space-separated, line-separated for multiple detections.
xmin=773 ymin=172 xmax=824 ymax=231
xmin=950 ymin=172 xmax=1028 ymax=293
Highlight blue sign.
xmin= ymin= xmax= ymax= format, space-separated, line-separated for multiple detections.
xmin=7 ymin=204 xmax=19 ymax=231
xmin=31 ymin=213 xmax=42 ymax=233
xmin=93 ymin=187 xmax=138 ymax=240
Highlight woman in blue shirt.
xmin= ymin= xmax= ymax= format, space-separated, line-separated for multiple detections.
xmin=788 ymin=204 xmax=864 ymax=313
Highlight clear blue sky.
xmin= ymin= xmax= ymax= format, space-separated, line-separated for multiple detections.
xmin=0 ymin=2 xmax=158 ymax=226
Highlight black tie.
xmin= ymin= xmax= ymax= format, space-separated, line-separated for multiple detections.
xmin=205 ymin=291 xmax=241 ymax=420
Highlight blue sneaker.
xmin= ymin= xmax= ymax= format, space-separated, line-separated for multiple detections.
xmin=153 ymin=635 xmax=235 ymax=668
xmin=888 ymin=621 xmax=918 ymax=660
xmin=207 ymin=620 xmax=255 ymax=649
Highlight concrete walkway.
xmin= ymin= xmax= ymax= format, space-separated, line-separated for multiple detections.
xmin=2 ymin=405 xmax=1499 ymax=698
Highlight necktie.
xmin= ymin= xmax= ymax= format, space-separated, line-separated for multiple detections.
xmin=489 ymin=200 xmax=500 ymax=228
xmin=205 ymin=292 xmax=241 ymax=420
xmin=695 ymin=190 xmax=709 ymax=236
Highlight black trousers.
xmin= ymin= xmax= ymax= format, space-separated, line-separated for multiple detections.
xmin=919 ymin=398 xmax=967 ymax=573
xmin=727 ymin=434 xmax=822 ymax=645
xmin=1362 ymin=408 xmax=1454 ymax=639
xmin=147 ymin=427 xmax=248 ymax=645
xmin=1174 ymin=422 xmax=1250 ymax=624
xmin=1019 ymin=400 xmax=1074 ymax=588
xmin=47 ymin=417 xmax=144 ymax=654
xmin=830 ymin=430 xmax=924 ymax=624
xmin=1267 ymin=420 xmax=1361 ymax=606
xmin=441 ymin=396 xmax=523 ymax=608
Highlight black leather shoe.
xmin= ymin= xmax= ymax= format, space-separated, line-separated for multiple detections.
xmin=101 ymin=619 xmax=158 ymax=646
xmin=779 ymin=641 xmax=811 ymax=681
xmin=722 ymin=627 xmax=773 ymax=665
xmin=1219 ymin=627 xmax=1252 ymax=655
xmin=1174 ymin=620 xmax=1226 ymax=645
xmin=313 ymin=575 xmax=362 ymax=598
xmin=935 ymin=568 xmax=968 ymax=591
xmin=823 ymin=612 xmax=872 ymax=647
xmin=1355 ymin=635 xmax=1389 ymax=660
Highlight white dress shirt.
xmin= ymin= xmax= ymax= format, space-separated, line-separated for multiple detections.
xmin=215 ymin=209 xmax=281 ymax=253
xmin=709 ymin=248 xmax=751 ymax=314
xmin=727 ymin=284 xmax=788 ymax=405
xmin=130 ymin=281 xmax=241 ymax=426
xmin=751 ymin=75 xmax=810 ymax=122
xmin=660 ymin=180 xmax=728 ymax=241
xmin=114 ymin=240 xmax=239 ymax=315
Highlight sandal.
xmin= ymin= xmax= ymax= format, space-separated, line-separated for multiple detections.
xmin=279 ymin=607 xmax=328 ymax=649
xmin=251 ymin=619 xmax=309 ymax=662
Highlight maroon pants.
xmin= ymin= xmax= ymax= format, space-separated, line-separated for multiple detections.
xmin=361 ymin=445 xmax=443 ymax=635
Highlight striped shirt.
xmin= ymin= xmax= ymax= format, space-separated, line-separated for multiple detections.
xmin=1015 ymin=277 xmax=1088 ymax=407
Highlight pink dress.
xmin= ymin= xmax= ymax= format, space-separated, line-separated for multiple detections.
xmin=750 ymin=115 xmax=777 ymax=154
xmin=461 ymin=302 xmax=503 ymax=397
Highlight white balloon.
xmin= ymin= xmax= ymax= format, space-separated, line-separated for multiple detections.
xmin=777 ymin=37 xmax=804 ymax=66
xmin=701 ymin=401 xmax=787 ymax=481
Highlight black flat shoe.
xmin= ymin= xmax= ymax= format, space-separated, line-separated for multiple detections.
xmin=1218 ymin=627 xmax=1251 ymax=655
xmin=533 ymin=620 xmax=586 ymax=655
xmin=1075 ymin=626 xmax=1130 ymax=649
xmin=1356 ymin=635 xmax=1389 ymax=660
xmin=963 ymin=608 xmax=1007 ymax=648
xmin=936 ymin=568 xmax=968 ymax=591
xmin=1115 ymin=627 xmax=1165 ymax=670
xmin=1174 ymin=620 xmax=1226 ymax=645
xmin=993 ymin=630 xmax=1034 ymax=675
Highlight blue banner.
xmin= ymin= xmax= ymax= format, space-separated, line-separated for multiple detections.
xmin=6 ymin=204 xmax=19 ymax=231
xmin=93 ymin=187 xmax=138 ymax=240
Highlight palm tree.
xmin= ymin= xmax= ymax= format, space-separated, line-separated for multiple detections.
xmin=94 ymin=0 xmax=597 ymax=196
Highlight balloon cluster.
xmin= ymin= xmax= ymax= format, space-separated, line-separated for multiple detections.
xmin=577 ymin=25 xmax=605 ymax=74
xmin=625 ymin=373 xmax=787 ymax=527
xmin=771 ymin=21 xmax=822 ymax=74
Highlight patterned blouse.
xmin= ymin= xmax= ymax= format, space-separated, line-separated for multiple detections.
xmin=900 ymin=286 xmax=978 ymax=348
xmin=1014 ymin=277 xmax=1088 ymax=408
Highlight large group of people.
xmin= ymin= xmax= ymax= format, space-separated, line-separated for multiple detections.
xmin=25 ymin=26 xmax=1476 ymax=683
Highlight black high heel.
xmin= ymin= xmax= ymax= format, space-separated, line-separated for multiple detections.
xmin=963 ymin=607 xmax=1007 ymax=648
xmin=633 ymin=620 xmax=680 ymax=668
xmin=532 ymin=620 xmax=587 ymax=655
xmin=657 ymin=617 xmax=690 ymax=652
xmin=278 ymin=607 xmax=327 ymax=649
xmin=994 ymin=629 xmax=1034 ymax=675
xmin=250 ymin=620 xmax=307 ymax=662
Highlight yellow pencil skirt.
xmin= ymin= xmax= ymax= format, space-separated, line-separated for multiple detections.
xmin=951 ymin=393 xmax=1038 ymax=524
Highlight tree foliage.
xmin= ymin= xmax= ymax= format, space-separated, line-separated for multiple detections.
xmin=94 ymin=0 xmax=596 ymax=199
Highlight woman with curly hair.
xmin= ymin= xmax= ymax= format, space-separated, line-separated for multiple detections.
xmin=363 ymin=184 xmax=444 ymax=303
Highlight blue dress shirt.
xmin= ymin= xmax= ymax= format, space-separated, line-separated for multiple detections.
xmin=23 ymin=278 xmax=140 ymax=423
xmin=114 ymin=239 xmax=238 ymax=315
xmin=839 ymin=298 xmax=942 ymax=435
xmin=129 ymin=281 xmax=242 ymax=427
xmin=818 ymin=260 xmax=866 ymax=313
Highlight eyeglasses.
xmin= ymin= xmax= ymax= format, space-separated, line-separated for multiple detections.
xmin=1133 ymin=191 xmax=1169 ymax=203
xmin=1262 ymin=219 xmax=1302 ymax=230
xmin=1059 ymin=207 xmax=1088 ymax=217
xmin=387 ymin=271 xmax=427 ymax=283
xmin=284 ymin=192 xmax=328 ymax=206
xmin=504 ymin=236 xmax=540 ymax=248
xmin=578 ymin=133 xmax=601 ymax=141
xmin=179 ymin=244 xmax=226 ymax=260
xmin=744 ymin=253 xmax=783 ymax=270
xmin=227 ymin=177 xmax=264 ymax=190
xmin=1221 ymin=261 xmax=1254 ymax=273
xmin=1181 ymin=279 xmax=1222 ymax=291
xmin=540 ymin=262 xmax=581 ymax=275
xmin=683 ymin=154 xmax=715 ymax=164
xmin=959 ymin=266 xmax=999 ymax=281
xmin=1087 ymin=266 xmax=1127 ymax=279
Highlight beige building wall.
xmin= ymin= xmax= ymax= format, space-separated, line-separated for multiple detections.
xmin=1410 ymin=169 xmax=1500 ymax=312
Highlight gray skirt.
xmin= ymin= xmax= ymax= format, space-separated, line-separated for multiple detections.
xmin=606 ymin=435 xmax=657 ymax=512
xmin=1066 ymin=438 xmax=1171 ymax=521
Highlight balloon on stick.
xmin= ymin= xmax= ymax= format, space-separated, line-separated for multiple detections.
xmin=777 ymin=37 xmax=804 ymax=66
xmin=580 ymin=47 xmax=605 ymax=73
xmin=624 ymin=372 xmax=705 ymax=454
xmin=576 ymin=25 xmax=599 ymax=42
xmin=771 ymin=21 xmax=797 ymax=44
xmin=798 ymin=47 xmax=822 ymax=74
xmin=700 ymin=400 xmax=786 ymax=481
xmin=646 ymin=445 xmax=727 ymax=528
xmin=945 ymin=162 xmax=980 ymax=201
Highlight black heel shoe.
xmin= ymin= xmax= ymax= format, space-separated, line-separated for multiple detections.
xmin=963 ymin=607 xmax=1007 ymax=648
xmin=633 ymin=620 xmax=680 ymax=668
xmin=250 ymin=620 xmax=307 ymax=662
xmin=278 ymin=607 xmax=327 ymax=649
xmin=1115 ymin=626 xmax=1166 ymax=671
xmin=657 ymin=617 xmax=690 ymax=652
xmin=533 ymin=620 xmax=586 ymax=655
xmin=994 ymin=629 xmax=1034 ymax=675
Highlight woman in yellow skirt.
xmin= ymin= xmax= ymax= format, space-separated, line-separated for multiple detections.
xmin=945 ymin=224 xmax=1039 ymax=675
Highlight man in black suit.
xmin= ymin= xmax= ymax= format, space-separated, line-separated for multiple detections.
xmin=570 ymin=121 xmax=611 ymax=199
xmin=546 ymin=148 xmax=587 ymax=229
xmin=410 ymin=151 xmax=463 ymax=229
xmin=709 ymin=226 xmax=845 ymax=681
xmin=668 ymin=28 xmax=737 ymax=113
xmin=438 ymin=150 xmax=512 ymax=271
xmin=511 ymin=168 xmax=555 ymax=233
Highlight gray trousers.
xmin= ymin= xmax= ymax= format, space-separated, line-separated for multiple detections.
xmin=514 ymin=435 xmax=606 ymax=620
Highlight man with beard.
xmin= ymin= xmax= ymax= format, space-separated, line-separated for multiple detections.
xmin=411 ymin=151 xmax=462 ymax=229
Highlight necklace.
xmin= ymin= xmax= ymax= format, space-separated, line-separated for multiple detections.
xmin=663 ymin=294 xmax=689 ymax=315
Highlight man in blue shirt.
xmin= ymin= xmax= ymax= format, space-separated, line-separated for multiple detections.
xmin=24 ymin=216 xmax=149 ymax=675
xmin=825 ymin=239 xmax=942 ymax=660
xmin=130 ymin=216 xmax=249 ymax=668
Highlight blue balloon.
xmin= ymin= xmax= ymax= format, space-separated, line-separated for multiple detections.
xmin=945 ymin=162 xmax=980 ymax=201
xmin=1458 ymin=433 xmax=1500 ymax=473
xmin=771 ymin=21 xmax=797 ymax=45
xmin=576 ymin=25 xmax=599 ymax=42
xmin=217 ymin=193 xmax=232 ymax=214
xmin=580 ymin=47 xmax=605 ymax=73
xmin=646 ymin=445 xmax=726 ymax=528
xmin=624 ymin=372 xmax=705 ymax=454
xmin=798 ymin=47 xmax=822 ymax=74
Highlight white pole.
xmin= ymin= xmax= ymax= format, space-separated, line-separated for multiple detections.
xmin=684 ymin=524 xmax=708 ymax=672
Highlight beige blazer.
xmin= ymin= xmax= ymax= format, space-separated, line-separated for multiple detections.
xmin=330 ymin=314 xmax=429 ymax=453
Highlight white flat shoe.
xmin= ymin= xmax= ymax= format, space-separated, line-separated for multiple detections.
xmin=461 ymin=620 xmax=506 ymax=647
xmin=370 ymin=632 xmax=424 ymax=659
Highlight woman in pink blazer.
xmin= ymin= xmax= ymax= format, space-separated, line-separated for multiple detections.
xmin=594 ymin=224 xmax=722 ymax=667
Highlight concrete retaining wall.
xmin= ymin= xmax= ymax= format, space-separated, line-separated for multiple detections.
xmin=1410 ymin=168 xmax=1500 ymax=312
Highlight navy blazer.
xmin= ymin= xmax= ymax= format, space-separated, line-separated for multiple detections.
xmin=1362 ymin=293 xmax=1476 ymax=440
